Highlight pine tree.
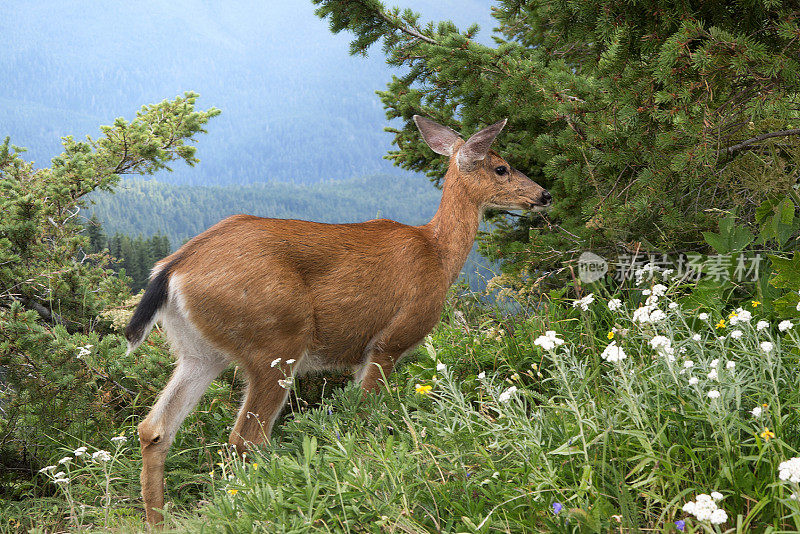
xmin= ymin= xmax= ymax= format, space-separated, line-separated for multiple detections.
xmin=85 ymin=214 xmax=107 ymax=253
xmin=313 ymin=0 xmax=800 ymax=280
xmin=0 ymin=93 xmax=219 ymax=464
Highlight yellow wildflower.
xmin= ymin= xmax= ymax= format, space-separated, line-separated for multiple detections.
xmin=715 ymin=319 xmax=726 ymax=329
xmin=760 ymin=428 xmax=775 ymax=441
xmin=252 ymin=463 xmax=258 ymax=470
xmin=751 ymin=300 xmax=761 ymax=307
xmin=415 ymin=384 xmax=433 ymax=395
xmin=227 ymin=488 xmax=238 ymax=495
xmin=607 ymin=331 xmax=614 ymax=340
xmin=728 ymin=311 xmax=738 ymax=320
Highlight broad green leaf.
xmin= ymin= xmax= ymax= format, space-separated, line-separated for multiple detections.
xmin=768 ymin=253 xmax=800 ymax=290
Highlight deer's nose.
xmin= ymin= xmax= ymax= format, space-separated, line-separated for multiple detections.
xmin=540 ymin=190 xmax=552 ymax=205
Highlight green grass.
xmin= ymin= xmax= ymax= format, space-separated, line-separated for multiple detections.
xmin=4 ymin=277 xmax=800 ymax=533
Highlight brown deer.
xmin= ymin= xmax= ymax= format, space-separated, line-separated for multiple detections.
xmin=125 ymin=116 xmax=551 ymax=525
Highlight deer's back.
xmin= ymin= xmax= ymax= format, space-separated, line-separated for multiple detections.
xmin=158 ymin=215 xmax=447 ymax=365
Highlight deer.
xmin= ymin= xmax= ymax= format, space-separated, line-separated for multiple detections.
xmin=124 ymin=115 xmax=551 ymax=525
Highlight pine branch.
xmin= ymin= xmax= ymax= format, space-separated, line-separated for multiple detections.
xmin=718 ymin=128 xmax=800 ymax=156
xmin=374 ymin=8 xmax=438 ymax=45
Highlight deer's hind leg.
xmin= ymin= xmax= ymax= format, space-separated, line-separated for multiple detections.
xmin=138 ymin=310 xmax=229 ymax=526
xmin=228 ymin=335 xmax=311 ymax=454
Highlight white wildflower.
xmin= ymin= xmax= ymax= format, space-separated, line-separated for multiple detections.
xmin=285 ymin=359 xmax=296 ymax=365
xmin=277 ymin=377 xmax=294 ymax=389
xmin=778 ymin=320 xmax=793 ymax=332
xmin=572 ymin=293 xmax=595 ymax=311
xmin=669 ymin=302 xmax=679 ymax=310
xmin=692 ymin=333 xmax=702 ymax=341
xmin=751 ymin=406 xmax=762 ymax=417
xmin=662 ymin=268 xmax=674 ymax=280
xmin=688 ymin=376 xmax=699 ymax=385
xmin=734 ymin=308 xmax=752 ymax=323
xmin=92 ymin=450 xmax=111 ymax=463
xmin=39 ymin=465 xmax=57 ymax=473
xmin=601 ymin=342 xmax=627 ymax=363
xmin=58 ymin=456 xmax=72 ymax=465
xmin=607 ymin=298 xmax=622 ymax=311
xmin=710 ymin=358 xmax=719 ymax=367
xmin=707 ymin=369 xmax=718 ymax=381
xmin=111 ymin=436 xmax=127 ymax=445
xmin=649 ymin=309 xmax=666 ymax=322
xmin=73 ymin=446 xmax=88 ymax=457
xmin=756 ymin=320 xmax=769 ymax=331
xmin=710 ymin=508 xmax=728 ymax=525
xmin=533 ymin=330 xmax=564 ymax=351
xmin=698 ymin=312 xmax=709 ymax=321
xmin=632 ymin=306 xmax=652 ymax=323
xmin=726 ymin=361 xmax=735 ymax=370
xmin=649 ymin=335 xmax=671 ymax=350
xmin=270 ymin=358 xmax=282 ymax=367
xmin=642 ymin=289 xmax=652 ymax=296
xmin=477 ymin=371 xmax=486 ymax=380
xmin=711 ymin=491 xmax=723 ymax=501
xmin=707 ymin=389 xmax=721 ymax=399
xmin=635 ymin=263 xmax=660 ymax=284
xmin=54 ymin=477 xmax=70 ymax=485
xmin=652 ymin=284 xmax=667 ymax=297
xmin=730 ymin=329 xmax=743 ymax=339
xmin=76 ymin=345 xmax=93 ymax=359
xmin=645 ymin=294 xmax=660 ymax=307
xmin=683 ymin=360 xmax=694 ymax=369
xmin=649 ymin=336 xmax=674 ymax=360
xmin=760 ymin=341 xmax=774 ymax=353
xmin=53 ymin=471 xmax=66 ymax=479
xmin=796 ymin=301 xmax=800 ymax=312
xmin=436 ymin=362 xmax=447 ymax=373
xmin=498 ymin=386 xmax=517 ymax=403
xmin=683 ymin=493 xmax=727 ymax=524
xmin=779 ymin=457 xmax=800 ymax=483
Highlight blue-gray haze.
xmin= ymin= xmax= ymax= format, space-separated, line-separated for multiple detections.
xmin=2 ymin=1 xmax=495 ymax=186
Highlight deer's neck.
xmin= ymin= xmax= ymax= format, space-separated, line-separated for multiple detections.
xmin=424 ymin=172 xmax=482 ymax=286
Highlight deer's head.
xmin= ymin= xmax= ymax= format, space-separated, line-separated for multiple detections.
xmin=413 ymin=115 xmax=551 ymax=211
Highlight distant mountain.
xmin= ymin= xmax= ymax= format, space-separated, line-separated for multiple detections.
xmin=2 ymin=0 xmax=496 ymax=186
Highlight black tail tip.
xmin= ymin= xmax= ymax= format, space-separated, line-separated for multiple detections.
xmin=124 ymin=262 xmax=174 ymax=349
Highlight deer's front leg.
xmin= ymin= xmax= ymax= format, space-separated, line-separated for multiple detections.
xmin=359 ymin=349 xmax=404 ymax=393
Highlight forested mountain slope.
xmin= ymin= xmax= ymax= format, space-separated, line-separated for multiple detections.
xmin=89 ymin=174 xmax=442 ymax=247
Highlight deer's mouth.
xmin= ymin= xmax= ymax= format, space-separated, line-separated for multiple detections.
xmin=526 ymin=202 xmax=550 ymax=212
xmin=523 ymin=197 xmax=552 ymax=210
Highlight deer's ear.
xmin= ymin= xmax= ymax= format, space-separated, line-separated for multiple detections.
xmin=413 ymin=115 xmax=463 ymax=156
xmin=457 ymin=119 xmax=507 ymax=169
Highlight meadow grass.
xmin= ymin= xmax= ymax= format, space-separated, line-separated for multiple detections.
xmin=4 ymin=274 xmax=800 ymax=533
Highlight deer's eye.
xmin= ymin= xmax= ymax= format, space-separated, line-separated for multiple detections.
xmin=494 ymin=166 xmax=508 ymax=176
